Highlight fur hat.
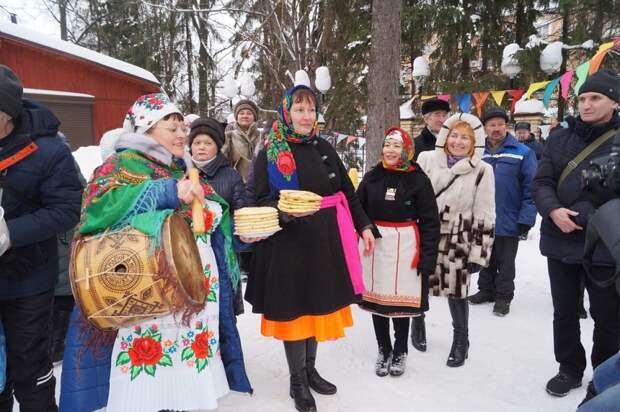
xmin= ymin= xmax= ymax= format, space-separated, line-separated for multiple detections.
xmin=234 ymin=99 xmax=259 ymax=121
xmin=421 ymin=98 xmax=450 ymax=115
xmin=188 ymin=118 xmax=225 ymax=151
xmin=579 ymin=69 xmax=620 ymax=103
xmin=482 ymin=108 xmax=509 ymax=124
xmin=123 ymin=93 xmax=182 ymax=134
xmin=515 ymin=122 xmax=531 ymax=131
xmin=436 ymin=113 xmax=486 ymax=163
xmin=0 ymin=65 xmax=23 ymax=118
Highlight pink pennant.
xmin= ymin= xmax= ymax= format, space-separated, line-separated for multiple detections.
xmin=437 ymin=94 xmax=451 ymax=102
xmin=346 ymin=135 xmax=357 ymax=145
xmin=560 ymin=70 xmax=575 ymax=100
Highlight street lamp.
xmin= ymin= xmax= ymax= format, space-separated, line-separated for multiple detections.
xmin=501 ymin=43 xmax=522 ymax=79
xmin=315 ymin=66 xmax=332 ymax=116
xmin=221 ymin=76 xmax=238 ymax=109
xmin=540 ymin=41 xmax=564 ymax=75
xmin=239 ymin=75 xmax=256 ymax=98
xmin=294 ymin=70 xmax=311 ymax=87
xmin=412 ymin=56 xmax=430 ymax=94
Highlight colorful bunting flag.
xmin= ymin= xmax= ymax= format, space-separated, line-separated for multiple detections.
xmin=507 ymin=90 xmax=525 ymax=112
xmin=472 ymin=92 xmax=490 ymax=116
xmin=542 ymin=77 xmax=561 ymax=108
xmin=421 ymin=95 xmax=437 ymax=101
xmin=574 ymin=62 xmax=591 ymax=95
xmin=438 ymin=94 xmax=451 ymax=102
xmin=526 ymin=80 xmax=551 ymax=99
xmin=588 ymin=40 xmax=618 ymax=75
xmin=455 ymin=93 xmax=473 ymax=113
xmin=559 ymin=70 xmax=575 ymax=100
xmin=336 ymin=133 xmax=348 ymax=144
xmin=346 ymin=135 xmax=358 ymax=145
xmin=491 ymin=90 xmax=506 ymax=106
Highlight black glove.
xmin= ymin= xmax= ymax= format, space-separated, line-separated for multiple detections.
xmin=0 ymin=244 xmax=44 ymax=279
xmin=518 ymin=224 xmax=531 ymax=239
xmin=586 ymin=179 xmax=617 ymax=208
xmin=467 ymin=263 xmax=482 ymax=273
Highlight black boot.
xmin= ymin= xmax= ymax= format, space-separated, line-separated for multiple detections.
xmin=306 ymin=338 xmax=337 ymax=395
xmin=410 ymin=314 xmax=427 ymax=352
xmin=284 ymin=341 xmax=317 ymax=412
xmin=447 ymin=297 xmax=469 ymax=367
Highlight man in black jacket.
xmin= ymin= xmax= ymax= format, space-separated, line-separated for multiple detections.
xmin=515 ymin=122 xmax=543 ymax=160
xmin=412 ymin=98 xmax=449 ymax=161
xmin=534 ymin=68 xmax=620 ymax=398
xmin=0 ymin=65 xmax=83 ymax=411
xmin=410 ymin=98 xmax=449 ymax=351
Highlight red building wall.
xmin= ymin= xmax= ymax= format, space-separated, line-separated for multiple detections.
xmin=0 ymin=36 xmax=160 ymax=143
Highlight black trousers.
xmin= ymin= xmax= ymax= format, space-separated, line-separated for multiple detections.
xmin=547 ymin=258 xmax=620 ymax=379
xmin=477 ymin=236 xmax=519 ymax=301
xmin=372 ymin=315 xmax=409 ymax=356
xmin=0 ymin=289 xmax=57 ymax=412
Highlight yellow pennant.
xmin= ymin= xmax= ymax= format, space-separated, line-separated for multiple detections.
xmin=526 ymin=81 xmax=551 ymax=99
xmin=490 ymin=90 xmax=506 ymax=106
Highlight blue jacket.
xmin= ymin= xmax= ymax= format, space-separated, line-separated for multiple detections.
xmin=482 ymin=133 xmax=538 ymax=237
xmin=0 ymin=100 xmax=83 ymax=299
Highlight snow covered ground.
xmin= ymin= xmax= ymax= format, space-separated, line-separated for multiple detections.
xmin=39 ymin=148 xmax=595 ymax=411
xmin=214 ymin=221 xmax=594 ymax=412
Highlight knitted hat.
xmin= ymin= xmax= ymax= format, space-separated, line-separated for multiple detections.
xmin=515 ymin=122 xmax=531 ymax=131
xmin=0 ymin=65 xmax=23 ymax=118
xmin=123 ymin=93 xmax=182 ymax=134
xmin=421 ymin=98 xmax=450 ymax=115
xmin=482 ymin=108 xmax=509 ymax=124
xmin=234 ymin=99 xmax=259 ymax=121
xmin=579 ymin=69 xmax=620 ymax=103
xmin=188 ymin=118 xmax=225 ymax=151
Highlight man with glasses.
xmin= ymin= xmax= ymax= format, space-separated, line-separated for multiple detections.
xmin=409 ymin=97 xmax=450 ymax=353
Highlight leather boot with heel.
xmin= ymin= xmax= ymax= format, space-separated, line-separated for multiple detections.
xmin=284 ymin=340 xmax=317 ymax=412
xmin=410 ymin=314 xmax=427 ymax=352
xmin=306 ymin=338 xmax=337 ymax=395
xmin=447 ymin=297 xmax=469 ymax=367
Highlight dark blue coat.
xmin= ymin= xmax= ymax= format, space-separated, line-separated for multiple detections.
xmin=482 ymin=133 xmax=538 ymax=237
xmin=0 ymin=99 xmax=83 ymax=299
xmin=523 ymin=135 xmax=544 ymax=160
xmin=195 ymin=152 xmax=245 ymax=211
xmin=534 ymin=115 xmax=620 ymax=265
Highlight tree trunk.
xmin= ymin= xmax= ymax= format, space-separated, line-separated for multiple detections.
xmin=558 ymin=2 xmax=570 ymax=120
xmin=185 ymin=10 xmax=195 ymax=114
xmin=59 ymin=0 xmax=68 ymax=41
xmin=366 ymin=0 xmax=401 ymax=169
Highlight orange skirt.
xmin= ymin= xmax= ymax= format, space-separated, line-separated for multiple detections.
xmin=261 ymin=306 xmax=354 ymax=342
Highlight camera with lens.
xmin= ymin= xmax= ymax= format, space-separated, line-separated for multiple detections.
xmin=581 ymin=131 xmax=620 ymax=195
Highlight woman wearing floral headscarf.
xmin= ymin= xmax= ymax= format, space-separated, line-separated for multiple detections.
xmin=417 ymin=113 xmax=496 ymax=368
xmin=59 ymin=93 xmax=251 ymax=412
xmin=244 ymin=85 xmax=375 ymax=412
xmin=357 ymin=127 xmax=440 ymax=377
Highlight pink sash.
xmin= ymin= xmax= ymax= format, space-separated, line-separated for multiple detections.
xmin=320 ymin=192 xmax=365 ymax=294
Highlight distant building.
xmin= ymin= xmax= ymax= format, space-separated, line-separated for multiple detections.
xmin=0 ymin=21 xmax=160 ymax=149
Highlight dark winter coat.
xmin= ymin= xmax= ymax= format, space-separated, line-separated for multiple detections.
xmin=356 ymin=164 xmax=440 ymax=311
xmin=245 ymin=137 xmax=372 ymax=321
xmin=195 ymin=152 xmax=245 ymax=211
xmin=534 ymin=114 xmax=620 ymax=266
xmin=482 ymin=133 xmax=538 ymax=237
xmin=413 ymin=127 xmax=436 ymax=160
xmin=0 ymin=99 xmax=83 ymax=299
xmin=523 ymin=134 xmax=544 ymax=160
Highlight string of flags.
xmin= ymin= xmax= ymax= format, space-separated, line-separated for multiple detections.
xmin=330 ymin=132 xmax=366 ymax=147
xmin=419 ymin=37 xmax=619 ymax=116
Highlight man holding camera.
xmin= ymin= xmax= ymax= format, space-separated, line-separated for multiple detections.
xmin=534 ymin=68 xmax=620 ymax=398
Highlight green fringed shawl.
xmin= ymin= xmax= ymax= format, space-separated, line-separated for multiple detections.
xmin=79 ymin=148 xmax=241 ymax=291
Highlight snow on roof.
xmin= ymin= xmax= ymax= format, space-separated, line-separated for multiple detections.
xmin=0 ymin=21 xmax=160 ymax=85
xmin=400 ymin=98 xmax=415 ymax=119
xmin=24 ymin=88 xmax=95 ymax=99
xmin=515 ymin=98 xmax=545 ymax=114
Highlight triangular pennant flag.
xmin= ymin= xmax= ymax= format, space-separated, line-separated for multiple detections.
xmin=574 ymin=61 xmax=591 ymax=95
xmin=542 ymin=77 xmax=561 ymax=108
xmin=559 ymin=70 xmax=575 ymax=100
xmin=491 ymin=90 xmax=506 ymax=106
xmin=588 ymin=40 xmax=618 ymax=74
xmin=437 ymin=94 xmax=451 ymax=102
xmin=507 ymin=89 xmax=525 ymax=112
xmin=472 ymin=92 xmax=490 ymax=116
xmin=346 ymin=135 xmax=357 ymax=145
xmin=336 ymin=133 xmax=347 ymax=144
xmin=421 ymin=95 xmax=437 ymax=101
xmin=526 ymin=80 xmax=551 ymax=99
xmin=455 ymin=93 xmax=473 ymax=113
xmin=358 ymin=137 xmax=366 ymax=148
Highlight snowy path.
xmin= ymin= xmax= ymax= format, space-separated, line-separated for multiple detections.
xmin=217 ymin=221 xmax=594 ymax=412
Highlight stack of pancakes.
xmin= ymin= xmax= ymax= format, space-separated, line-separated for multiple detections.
xmin=234 ymin=207 xmax=281 ymax=237
xmin=278 ymin=190 xmax=323 ymax=214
